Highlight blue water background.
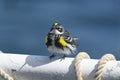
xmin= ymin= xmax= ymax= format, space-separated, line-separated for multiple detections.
xmin=0 ymin=0 xmax=120 ymax=59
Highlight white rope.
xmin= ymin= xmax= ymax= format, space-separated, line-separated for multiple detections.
xmin=74 ymin=52 xmax=90 ymax=80
xmin=0 ymin=53 xmax=14 ymax=80
xmin=0 ymin=68 xmax=14 ymax=80
xmin=95 ymin=54 xmax=116 ymax=80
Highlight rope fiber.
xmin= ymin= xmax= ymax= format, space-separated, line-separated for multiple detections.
xmin=0 ymin=67 xmax=14 ymax=80
xmin=0 ymin=53 xmax=14 ymax=80
xmin=74 ymin=52 xmax=90 ymax=80
xmin=95 ymin=54 xmax=116 ymax=80
xmin=74 ymin=53 xmax=116 ymax=80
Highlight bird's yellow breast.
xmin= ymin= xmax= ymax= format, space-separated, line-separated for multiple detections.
xmin=45 ymin=36 xmax=48 ymax=43
xmin=59 ymin=36 xmax=68 ymax=46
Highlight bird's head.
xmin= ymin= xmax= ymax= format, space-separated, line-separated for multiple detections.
xmin=50 ymin=22 xmax=65 ymax=35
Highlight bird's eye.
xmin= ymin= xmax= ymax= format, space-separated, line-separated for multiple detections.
xmin=57 ymin=28 xmax=63 ymax=32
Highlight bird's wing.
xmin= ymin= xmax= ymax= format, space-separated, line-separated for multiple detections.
xmin=63 ymin=30 xmax=78 ymax=46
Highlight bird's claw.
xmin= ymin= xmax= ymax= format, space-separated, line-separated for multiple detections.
xmin=49 ymin=54 xmax=55 ymax=59
xmin=60 ymin=55 xmax=66 ymax=61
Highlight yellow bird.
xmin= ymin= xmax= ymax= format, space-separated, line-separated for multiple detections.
xmin=45 ymin=22 xmax=78 ymax=59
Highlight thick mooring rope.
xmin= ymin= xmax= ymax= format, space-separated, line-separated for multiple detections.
xmin=95 ymin=54 xmax=116 ymax=80
xmin=74 ymin=52 xmax=90 ymax=80
xmin=0 ymin=51 xmax=116 ymax=80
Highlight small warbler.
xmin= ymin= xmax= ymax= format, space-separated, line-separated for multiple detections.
xmin=45 ymin=22 xmax=78 ymax=59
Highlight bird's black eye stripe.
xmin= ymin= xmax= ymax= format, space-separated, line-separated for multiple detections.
xmin=50 ymin=28 xmax=54 ymax=31
xmin=50 ymin=26 xmax=63 ymax=32
xmin=57 ymin=27 xmax=63 ymax=32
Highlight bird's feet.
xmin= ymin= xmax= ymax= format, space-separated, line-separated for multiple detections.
xmin=60 ymin=55 xmax=66 ymax=61
xmin=49 ymin=54 xmax=55 ymax=59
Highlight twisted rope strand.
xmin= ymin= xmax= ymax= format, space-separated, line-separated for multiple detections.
xmin=95 ymin=54 xmax=116 ymax=80
xmin=74 ymin=52 xmax=90 ymax=80
xmin=0 ymin=68 xmax=14 ymax=80
xmin=0 ymin=52 xmax=14 ymax=80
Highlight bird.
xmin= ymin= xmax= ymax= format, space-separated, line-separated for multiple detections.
xmin=45 ymin=22 xmax=78 ymax=60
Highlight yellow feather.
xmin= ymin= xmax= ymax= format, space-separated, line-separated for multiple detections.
xmin=54 ymin=22 xmax=58 ymax=26
xmin=45 ymin=36 xmax=48 ymax=43
xmin=59 ymin=36 xmax=68 ymax=46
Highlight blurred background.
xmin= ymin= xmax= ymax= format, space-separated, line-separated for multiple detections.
xmin=0 ymin=0 xmax=120 ymax=59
